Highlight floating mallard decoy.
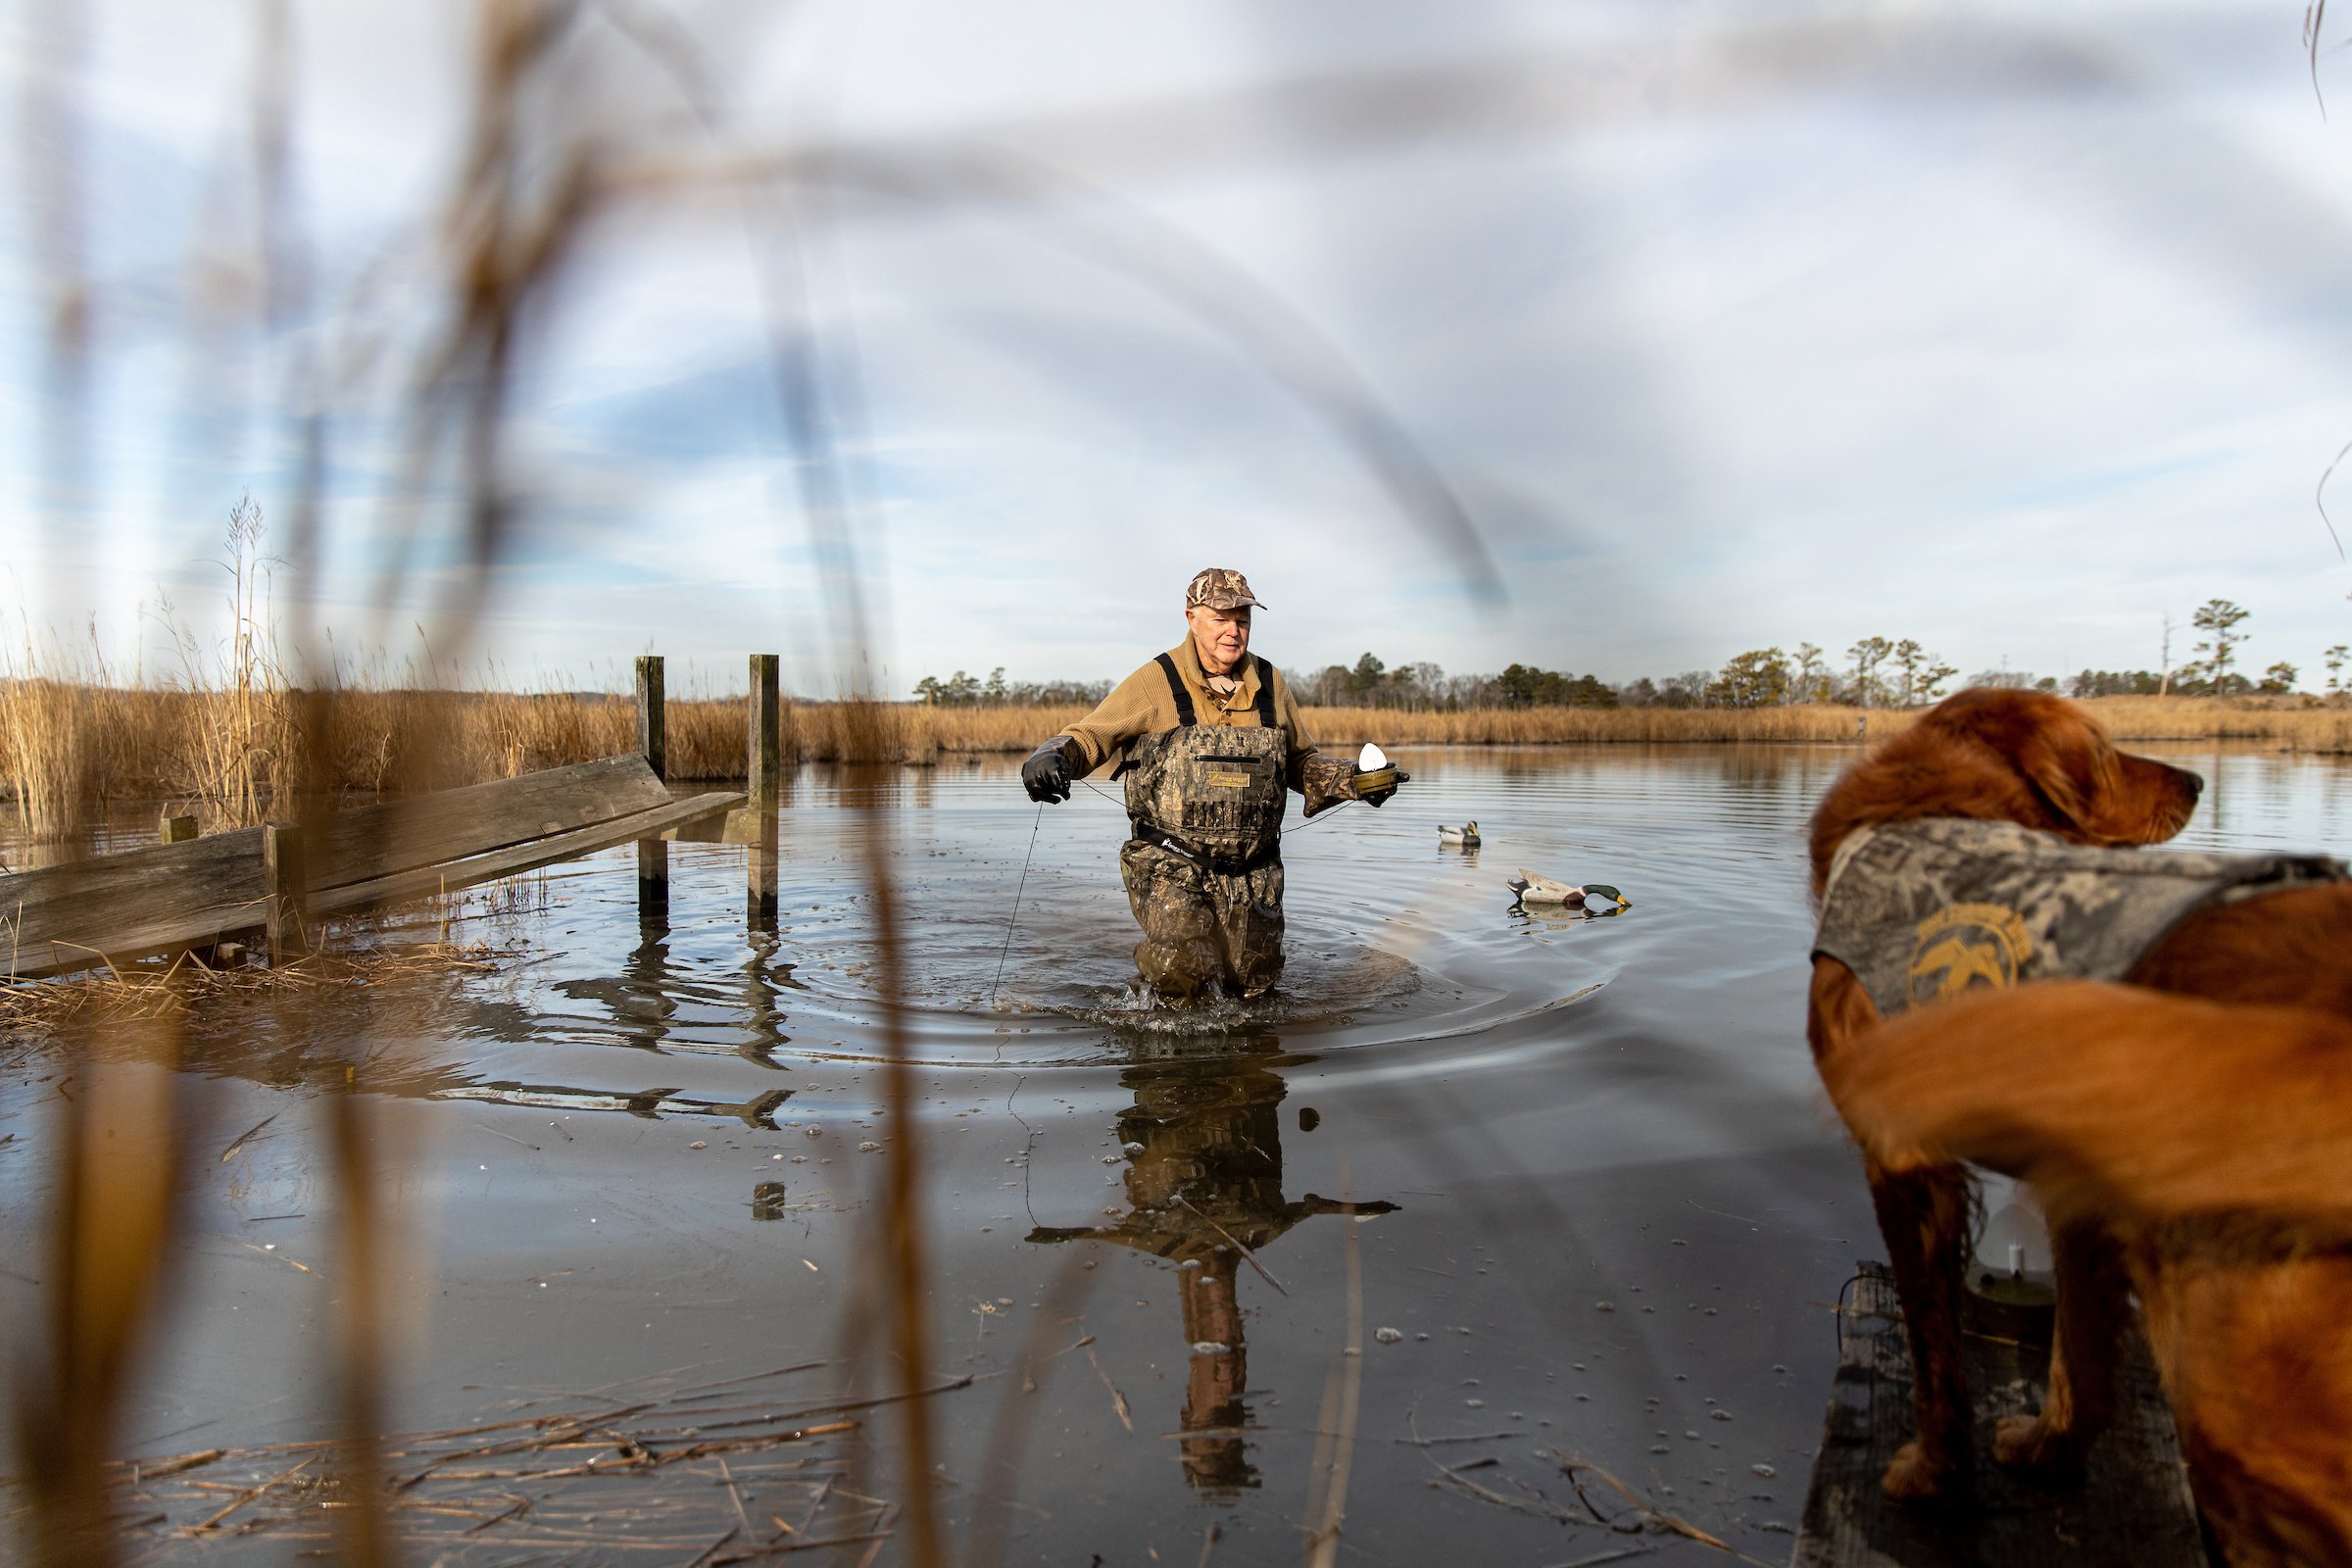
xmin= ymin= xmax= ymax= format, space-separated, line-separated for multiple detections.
xmin=1438 ymin=821 xmax=1480 ymax=848
xmin=1507 ymin=871 xmax=1628 ymax=908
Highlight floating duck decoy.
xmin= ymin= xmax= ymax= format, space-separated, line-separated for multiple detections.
xmin=1507 ymin=870 xmax=1629 ymax=908
xmin=1438 ymin=821 xmax=1481 ymax=848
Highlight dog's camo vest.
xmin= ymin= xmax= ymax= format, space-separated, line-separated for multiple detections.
xmin=1812 ymin=817 xmax=2348 ymax=1018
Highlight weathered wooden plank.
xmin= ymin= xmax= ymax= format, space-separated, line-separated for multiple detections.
xmin=309 ymin=754 xmax=672 ymax=890
xmin=0 ymin=828 xmax=266 ymax=978
xmin=3 ymin=791 xmax=740 ymax=978
xmin=5 ymin=900 xmax=272 ymax=980
xmin=312 ymin=791 xmax=743 ymax=918
xmin=0 ymin=752 xmax=734 ymax=978
xmin=1793 ymin=1261 xmax=2211 ymax=1568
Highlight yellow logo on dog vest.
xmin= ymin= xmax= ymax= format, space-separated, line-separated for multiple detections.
xmin=1204 ymin=771 xmax=1252 ymax=789
xmin=1906 ymin=902 xmax=2033 ymax=1006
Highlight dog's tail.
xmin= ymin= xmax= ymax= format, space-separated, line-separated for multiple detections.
xmin=1823 ymin=981 xmax=2352 ymax=1229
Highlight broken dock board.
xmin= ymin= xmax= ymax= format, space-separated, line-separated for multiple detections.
xmin=0 ymin=757 xmax=741 ymax=979
xmin=1792 ymin=1261 xmax=2212 ymax=1568
xmin=311 ymin=753 xmax=676 ymax=888
xmin=313 ymin=790 xmax=742 ymax=917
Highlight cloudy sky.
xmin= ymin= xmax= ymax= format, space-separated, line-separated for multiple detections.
xmin=8 ymin=1 xmax=2352 ymax=696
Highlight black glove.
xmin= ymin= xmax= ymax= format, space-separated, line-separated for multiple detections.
xmin=1021 ymin=738 xmax=1076 ymax=803
xmin=1360 ymin=769 xmax=1408 ymax=808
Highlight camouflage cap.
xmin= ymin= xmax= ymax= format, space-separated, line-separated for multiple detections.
xmin=1185 ymin=567 xmax=1265 ymax=612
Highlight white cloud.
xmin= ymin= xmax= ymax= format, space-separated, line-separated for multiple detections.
xmin=11 ymin=0 xmax=2352 ymax=694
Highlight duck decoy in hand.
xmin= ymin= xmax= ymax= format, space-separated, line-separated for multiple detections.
xmin=1438 ymin=821 xmax=1481 ymax=848
xmin=1507 ymin=871 xmax=1628 ymax=908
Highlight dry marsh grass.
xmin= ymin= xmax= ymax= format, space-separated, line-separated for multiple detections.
xmin=9 ymin=689 xmax=2352 ymax=844
xmin=1303 ymin=703 xmax=1891 ymax=745
xmin=1309 ymin=697 xmax=2352 ymax=749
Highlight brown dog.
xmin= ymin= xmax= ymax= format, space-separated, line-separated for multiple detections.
xmin=1824 ymin=982 xmax=2352 ymax=1568
xmin=1807 ymin=688 xmax=2207 ymax=1498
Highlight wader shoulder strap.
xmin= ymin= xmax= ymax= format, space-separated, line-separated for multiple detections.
xmin=1252 ymin=655 xmax=1277 ymax=727
xmin=1153 ymin=653 xmax=1197 ymax=727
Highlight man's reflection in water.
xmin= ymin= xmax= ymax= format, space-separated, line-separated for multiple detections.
xmin=1028 ymin=1038 xmax=1396 ymax=1493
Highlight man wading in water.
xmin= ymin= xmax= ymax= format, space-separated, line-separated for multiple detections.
xmin=1020 ymin=567 xmax=1404 ymax=1001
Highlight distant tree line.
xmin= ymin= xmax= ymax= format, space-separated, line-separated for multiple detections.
xmin=916 ymin=599 xmax=2345 ymax=710
xmin=2064 ymin=600 xmax=2311 ymax=699
xmin=911 ymin=667 xmax=1111 ymax=707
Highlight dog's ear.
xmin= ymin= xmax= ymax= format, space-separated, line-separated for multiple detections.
xmin=2017 ymin=711 xmax=2121 ymax=838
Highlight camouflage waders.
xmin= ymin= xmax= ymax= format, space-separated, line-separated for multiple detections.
xmin=1119 ymin=840 xmax=1287 ymax=998
xmin=1117 ymin=654 xmax=1290 ymax=998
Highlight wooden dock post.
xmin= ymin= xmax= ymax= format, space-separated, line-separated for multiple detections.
xmin=636 ymin=656 xmax=669 ymax=923
xmin=262 ymin=822 xmax=308 ymax=963
xmin=159 ymin=813 xmax=198 ymax=844
xmin=747 ymin=654 xmax=780 ymax=934
xmin=747 ymin=835 xmax=779 ymax=935
xmin=749 ymin=654 xmax=780 ymax=812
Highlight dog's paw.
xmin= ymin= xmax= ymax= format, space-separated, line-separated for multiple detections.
xmin=1881 ymin=1441 xmax=1963 ymax=1500
xmin=1992 ymin=1412 xmax=2084 ymax=1471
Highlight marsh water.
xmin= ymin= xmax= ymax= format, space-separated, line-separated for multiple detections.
xmin=6 ymin=741 xmax=2351 ymax=1563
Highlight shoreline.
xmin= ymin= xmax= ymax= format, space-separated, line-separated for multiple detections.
xmin=4 ymin=691 xmax=2348 ymax=834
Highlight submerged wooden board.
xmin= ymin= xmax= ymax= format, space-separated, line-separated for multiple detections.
xmin=1792 ymin=1261 xmax=2212 ymax=1568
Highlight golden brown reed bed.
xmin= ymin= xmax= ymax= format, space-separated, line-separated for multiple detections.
xmin=0 ymin=684 xmax=1103 ymax=838
xmin=6 ymin=688 xmax=2349 ymax=842
xmin=1302 ymin=704 xmax=1889 ymax=745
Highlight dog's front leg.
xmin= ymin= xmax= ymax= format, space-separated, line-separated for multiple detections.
xmin=1994 ymin=1219 xmax=2124 ymax=1470
xmin=1866 ymin=1156 xmax=1977 ymax=1499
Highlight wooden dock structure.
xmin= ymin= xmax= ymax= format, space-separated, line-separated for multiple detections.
xmin=1793 ymin=1261 xmax=2213 ymax=1568
xmin=0 ymin=654 xmax=784 ymax=979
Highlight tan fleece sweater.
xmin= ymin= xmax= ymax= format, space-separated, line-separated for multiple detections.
xmin=1060 ymin=639 xmax=1320 ymax=786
